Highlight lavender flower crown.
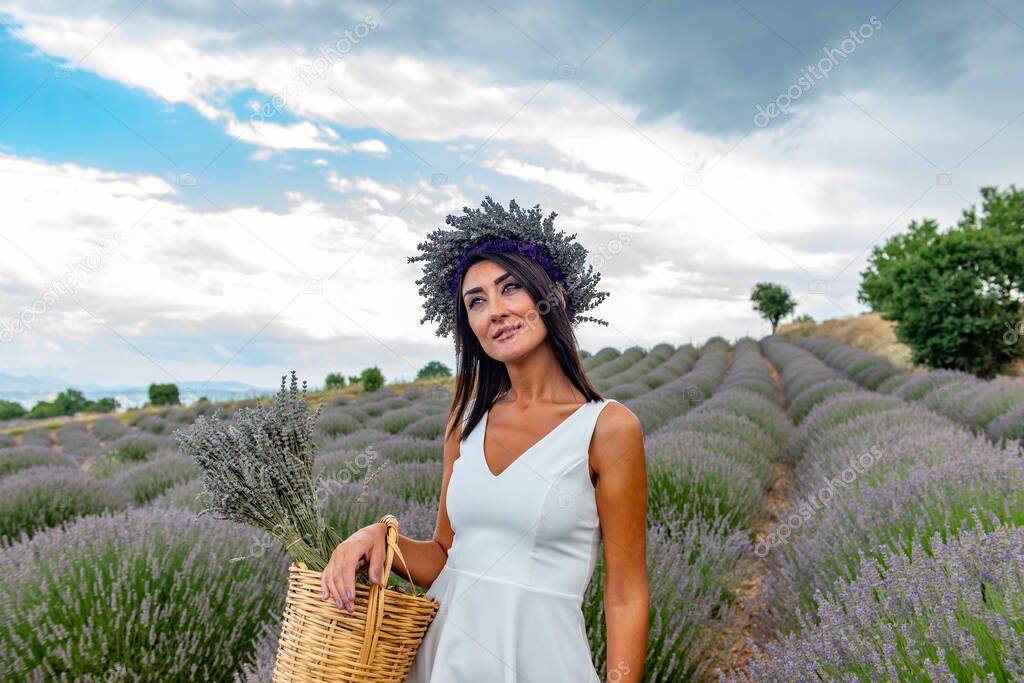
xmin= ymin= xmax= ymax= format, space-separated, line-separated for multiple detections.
xmin=407 ymin=196 xmax=610 ymax=339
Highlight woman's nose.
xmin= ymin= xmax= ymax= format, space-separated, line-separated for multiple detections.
xmin=489 ymin=293 xmax=510 ymax=318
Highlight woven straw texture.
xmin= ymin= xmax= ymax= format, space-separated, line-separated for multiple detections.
xmin=272 ymin=521 xmax=440 ymax=682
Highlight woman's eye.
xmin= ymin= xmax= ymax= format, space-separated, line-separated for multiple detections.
xmin=468 ymin=283 xmax=519 ymax=309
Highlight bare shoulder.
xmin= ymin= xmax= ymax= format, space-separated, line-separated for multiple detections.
xmin=594 ymin=400 xmax=643 ymax=443
xmin=589 ymin=400 xmax=644 ymax=474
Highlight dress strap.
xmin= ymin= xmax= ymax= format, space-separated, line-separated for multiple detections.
xmin=581 ymin=398 xmax=615 ymax=442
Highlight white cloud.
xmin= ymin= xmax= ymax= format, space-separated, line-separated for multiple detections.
xmin=353 ymin=177 xmax=403 ymax=203
xmin=0 ymin=152 xmax=471 ymax=384
xmin=2 ymin=2 xmax=1021 ymax=379
xmin=325 ymin=171 xmax=352 ymax=193
xmin=225 ymin=117 xmax=347 ymax=153
xmin=352 ymin=139 xmax=390 ymax=156
xmin=0 ymin=5 xmax=573 ymax=146
xmin=325 ymin=172 xmax=405 ymax=204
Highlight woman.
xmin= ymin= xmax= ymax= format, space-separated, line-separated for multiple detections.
xmin=320 ymin=197 xmax=649 ymax=682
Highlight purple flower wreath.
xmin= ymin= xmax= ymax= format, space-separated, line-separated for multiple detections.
xmin=407 ymin=196 xmax=610 ymax=339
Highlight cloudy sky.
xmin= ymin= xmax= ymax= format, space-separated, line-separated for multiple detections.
xmin=1 ymin=0 xmax=1022 ymax=391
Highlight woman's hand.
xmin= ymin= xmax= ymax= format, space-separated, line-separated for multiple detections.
xmin=320 ymin=522 xmax=387 ymax=612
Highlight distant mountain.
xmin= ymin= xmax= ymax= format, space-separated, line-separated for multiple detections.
xmin=0 ymin=371 xmax=68 ymax=393
xmin=0 ymin=372 xmax=276 ymax=410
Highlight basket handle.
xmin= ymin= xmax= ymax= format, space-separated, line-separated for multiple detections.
xmin=357 ymin=516 xmax=423 ymax=665
xmin=379 ymin=516 xmax=421 ymax=597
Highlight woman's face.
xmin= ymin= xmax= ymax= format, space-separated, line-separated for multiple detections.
xmin=461 ymin=259 xmax=548 ymax=360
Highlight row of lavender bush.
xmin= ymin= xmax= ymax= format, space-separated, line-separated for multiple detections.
xmin=622 ymin=337 xmax=731 ymax=435
xmin=0 ymin=507 xmax=289 ymax=681
xmin=0 ymin=383 xmax=460 ymax=681
xmin=744 ymin=336 xmax=1024 ymax=681
xmin=793 ymin=337 xmax=1024 ymax=446
xmin=589 ymin=343 xmax=699 ymax=398
xmin=644 ymin=337 xmax=790 ymax=679
xmin=0 ymin=339 xmax=744 ymax=681
xmin=605 ymin=337 xmax=740 ymax=680
xmin=0 ymin=384 xmax=458 ymax=544
xmin=648 ymin=338 xmax=787 ymax=532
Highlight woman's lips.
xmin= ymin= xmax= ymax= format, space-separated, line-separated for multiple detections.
xmin=495 ymin=323 xmax=521 ymax=341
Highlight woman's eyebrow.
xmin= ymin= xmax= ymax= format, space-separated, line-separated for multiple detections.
xmin=462 ymin=272 xmax=512 ymax=298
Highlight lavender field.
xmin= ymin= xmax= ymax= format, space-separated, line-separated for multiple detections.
xmin=1 ymin=336 xmax=1022 ymax=681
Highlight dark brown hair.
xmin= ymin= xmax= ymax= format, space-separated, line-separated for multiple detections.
xmin=445 ymin=248 xmax=603 ymax=443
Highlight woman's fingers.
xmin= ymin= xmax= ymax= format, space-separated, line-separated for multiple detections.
xmin=330 ymin=550 xmax=353 ymax=611
xmin=366 ymin=537 xmax=384 ymax=585
xmin=323 ymin=556 xmax=343 ymax=608
xmin=320 ymin=529 xmax=380 ymax=612
xmin=322 ymin=545 xmax=348 ymax=609
xmin=321 ymin=566 xmax=331 ymax=600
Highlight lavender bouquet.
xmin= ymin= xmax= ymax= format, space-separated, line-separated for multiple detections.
xmin=174 ymin=371 xmax=348 ymax=573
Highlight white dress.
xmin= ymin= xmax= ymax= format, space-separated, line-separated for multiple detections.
xmin=405 ymin=398 xmax=616 ymax=683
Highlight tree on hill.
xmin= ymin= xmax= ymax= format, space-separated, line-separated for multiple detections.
xmin=751 ymin=282 xmax=797 ymax=334
xmin=858 ymin=184 xmax=1024 ymax=377
xmin=26 ymin=389 xmax=119 ymax=419
xmin=0 ymin=399 xmax=26 ymax=420
xmin=53 ymin=388 xmax=89 ymax=415
xmin=148 ymin=383 xmax=181 ymax=406
xmin=416 ymin=361 xmax=451 ymax=380
xmin=324 ymin=372 xmax=347 ymax=390
xmin=359 ymin=366 xmax=385 ymax=392
xmin=87 ymin=397 xmax=118 ymax=413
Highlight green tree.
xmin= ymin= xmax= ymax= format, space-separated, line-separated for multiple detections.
xmin=52 ymin=388 xmax=89 ymax=415
xmin=791 ymin=313 xmax=815 ymax=324
xmin=360 ymin=366 xmax=385 ymax=392
xmin=27 ymin=400 xmax=60 ymax=419
xmin=26 ymin=388 xmax=98 ymax=419
xmin=416 ymin=361 xmax=451 ymax=380
xmin=751 ymin=282 xmax=797 ymax=334
xmin=0 ymin=399 xmax=26 ymax=420
xmin=858 ymin=185 xmax=1024 ymax=377
xmin=86 ymin=397 xmax=119 ymax=413
xmin=324 ymin=372 xmax=347 ymax=390
xmin=148 ymin=382 xmax=181 ymax=406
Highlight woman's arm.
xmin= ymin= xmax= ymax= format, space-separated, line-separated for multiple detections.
xmin=591 ymin=403 xmax=649 ymax=683
xmin=323 ymin=411 xmax=460 ymax=608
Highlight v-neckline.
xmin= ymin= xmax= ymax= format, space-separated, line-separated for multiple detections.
xmin=481 ymin=400 xmax=591 ymax=479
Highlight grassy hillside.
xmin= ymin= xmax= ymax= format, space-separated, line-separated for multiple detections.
xmin=780 ymin=312 xmax=1024 ymax=378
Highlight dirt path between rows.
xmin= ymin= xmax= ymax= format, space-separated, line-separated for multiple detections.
xmin=705 ymin=353 xmax=795 ymax=680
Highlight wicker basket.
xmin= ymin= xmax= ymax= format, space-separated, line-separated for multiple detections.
xmin=272 ymin=519 xmax=440 ymax=682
